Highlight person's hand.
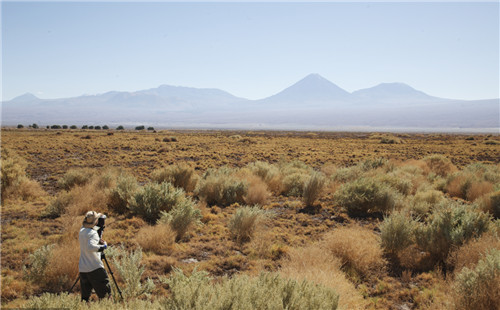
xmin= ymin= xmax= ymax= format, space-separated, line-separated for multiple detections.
xmin=102 ymin=241 xmax=107 ymax=249
xmin=99 ymin=239 xmax=106 ymax=245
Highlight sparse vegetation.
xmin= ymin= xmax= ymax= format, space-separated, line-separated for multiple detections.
xmin=2 ymin=129 xmax=500 ymax=309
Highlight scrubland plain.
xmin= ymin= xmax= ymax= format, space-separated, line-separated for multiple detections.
xmin=1 ymin=128 xmax=500 ymax=309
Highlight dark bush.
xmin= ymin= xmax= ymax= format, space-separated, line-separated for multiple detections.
xmin=116 ymin=125 xmax=124 ymax=130
xmin=70 ymin=125 xmax=77 ymax=129
xmin=17 ymin=124 xmax=24 ymax=129
xmin=135 ymin=125 xmax=145 ymax=130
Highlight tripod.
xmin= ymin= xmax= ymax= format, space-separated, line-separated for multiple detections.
xmin=69 ymin=253 xmax=123 ymax=300
xmin=70 ymin=215 xmax=123 ymax=300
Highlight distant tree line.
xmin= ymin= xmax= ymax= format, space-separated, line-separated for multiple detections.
xmin=15 ymin=124 xmax=156 ymax=131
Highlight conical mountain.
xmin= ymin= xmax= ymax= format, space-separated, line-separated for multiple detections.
xmin=259 ymin=73 xmax=352 ymax=106
xmin=9 ymin=92 xmax=40 ymax=103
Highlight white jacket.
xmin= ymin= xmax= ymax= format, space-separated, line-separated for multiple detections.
xmin=79 ymin=227 xmax=105 ymax=272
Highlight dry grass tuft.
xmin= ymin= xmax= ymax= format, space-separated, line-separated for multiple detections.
xmin=134 ymin=224 xmax=176 ymax=255
xmin=243 ymin=174 xmax=271 ymax=206
xmin=423 ymin=154 xmax=457 ymax=177
xmin=322 ymin=225 xmax=386 ymax=279
xmin=448 ymin=233 xmax=500 ymax=273
xmin=44 ymin=240 xmax=80 ymax=292
xmin=280 ymin=245 xmax=368 ymax=310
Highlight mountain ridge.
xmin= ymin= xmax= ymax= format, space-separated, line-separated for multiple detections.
xmin=3 ymin=74 xmax=498 ymax=130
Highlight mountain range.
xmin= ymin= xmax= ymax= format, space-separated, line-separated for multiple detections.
xmin=2 ymin=74 xmax=499 ymax=131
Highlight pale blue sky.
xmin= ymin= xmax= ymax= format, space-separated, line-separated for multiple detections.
xmin=2 ymin=1 xmax=499 ymax=101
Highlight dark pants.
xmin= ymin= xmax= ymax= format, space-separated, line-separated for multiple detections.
xmin=80 ymin=268 xmax=111 ymax=301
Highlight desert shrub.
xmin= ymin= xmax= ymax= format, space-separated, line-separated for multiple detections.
xmin=44 ymin=240 xmax=80 ymax=292
xmin=453 ymin=249 xmax=500 ymax=310
xmin=423 ymin=154 xmax=456 ymax=177
xmin=108 ymin=245 xmax=155 ymax=299
xmin=128 ymin=182 xmax=186 ymax=223
xmin=247 ymin=161 xmax=282 ymax=193
xmin=333 ymin=177 xmax=399 ymax=217
xmin=448 ymin=234 xmax=500 ymax=272
xmin=409 ymin=189 xmax=445 ymax=217
xmin=322 ymin=226 xmax=385 ymax=279
xmin=380 ymin=211 xmax=416 ymax=255
xmin=478 ymin=190 xmax=500 ymax=219
xmin=57 ymin=168 xmax=95 ymax=190
xmin=330 ymin=165 xmax=363 ymax=183
xmin=107 ymin=172 xmax=138 ymax=214
xmin=279 ymin=161 xmax=313 ymax=196
xmin=23 ymin=244 xmax=55 ymax=284
xmin=116 ymin=125 xmax=124 ymax=130
xmin=64 ymin=182 xmax=109 ymax=216
xmin=1 ymin=148 xmax=43 ymax=201
xmin=25 ymin=293 xmax=166 ymax=309
xmin=161 ymin=269 xmax=339 ymax=310
xmin=135 ymin=224 xmax=176 ymax=255
xmin=135 ymin=125 xmax=145 ymax=130
xmin=415 ymin=201 xmax=491 ymax=262
xmin=303 ymin=171 xmax=326 ymax=206
xmin=158 ymin=198 xmax=202 ymax=241
xmin=194 ymin=167 xmax=247 ymax=206
xmin=280 ymin=245 xmax=367 ymax=310
xmin=446 ymin=163 xmax=499 ymax=202
xmin=376 ymin=172 xmax=413 ymax=195
xmin=42 ymin=191 xmax=73 ymax=218
xmin=282 ymin=172 xmax=310 ymax=197
xmin=151 ymin=164 xmax=198 ymax=192
xmin=380 ymin=136 xmax=402 ymax=144
xmin=360 ymin=157 xmax=390 ymax=171
xmin=228 ymin=206 xmax=268 ymax=243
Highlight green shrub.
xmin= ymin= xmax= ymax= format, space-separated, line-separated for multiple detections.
xmin=25 ymin=293 xmax=164 ymax=309
xmin=333 ymin=177 xmax=399 ymax=217
xmin=159 ymin=198 xmax=202 ymax=241
xmin=151 ymin=164 xmax=197 ymax=192
xmin=57 ymin=168 xmax=95 ymax=190
xmin=282 ymin=172 xmax=310 ymax=197
xmin=23 ymin=244 xmax=54 ymax=283
xmin=17 ymin=124 xmax=24 ymax=129
xmin=376 ymin=173 xmax=412 ymax=195
xmin=330 ymin=165 xmax=363 ymax=183
xmin=360 ymin=158 xmax=390 ymax=171
xmin=128 ymin=182 xmax=186 ymax=223
xmin=116 ymin=125 xmax=124 ymax=130
xmin=228 ymin=206 xmax=268 ymax=243
xmin=161 ymin=269 xmax=339 ymax=310
xmin=107 ymin=245 xmax=155 ymax=299
xmin=135 ymin=125 xmax=145 ymax=130
xmin=103 ymin=125 xmax=109 ymax=130
xmin=380 ymin=211 xmax=416 ymax=255
xmin=453 ymin=249 xmax=500 ymax=310
xmin=107 ymin=173 xmax=139 ymax=214
xmin=415 ymin=201 xmax=491 ymax=262
xmin=194 ymin=167 xmax=247 ymax=206
xmin=302 ymin=172 xmax=326 ymax=206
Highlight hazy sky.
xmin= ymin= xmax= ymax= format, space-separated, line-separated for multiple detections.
xmin=2 ymin=1 xmax=499 ymax=101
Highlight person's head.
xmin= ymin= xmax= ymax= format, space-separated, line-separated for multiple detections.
xmin=82 ymin=211 xmax=101 ymax=228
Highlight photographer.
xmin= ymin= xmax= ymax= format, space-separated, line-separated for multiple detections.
xmin=79 ymin=211 xmax=111 ymax=301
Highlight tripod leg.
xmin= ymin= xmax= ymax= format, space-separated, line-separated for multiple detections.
xmin=69 ymin=275 xmax=80 ymax=293
xmin=103 ymin=255 xmax=123 ymax=300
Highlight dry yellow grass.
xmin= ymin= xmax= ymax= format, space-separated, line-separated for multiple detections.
xmin=322 ymin=225 xmax=386 ymax=280
xmin=134 ymin=224 xmax=176 ymax=255
xmin=280 ymin=245 xmax=368 ymax=310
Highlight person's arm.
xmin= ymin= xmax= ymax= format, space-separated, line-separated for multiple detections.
xmin=87 ymin=230 xmax=106 ymax=252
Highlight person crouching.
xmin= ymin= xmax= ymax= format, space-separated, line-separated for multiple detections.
xmin=79 ymin=211 xmax=111 ymax=301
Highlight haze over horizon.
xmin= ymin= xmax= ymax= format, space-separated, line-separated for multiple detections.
xmin=2 ymin=2 xmax=499 ymax=102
